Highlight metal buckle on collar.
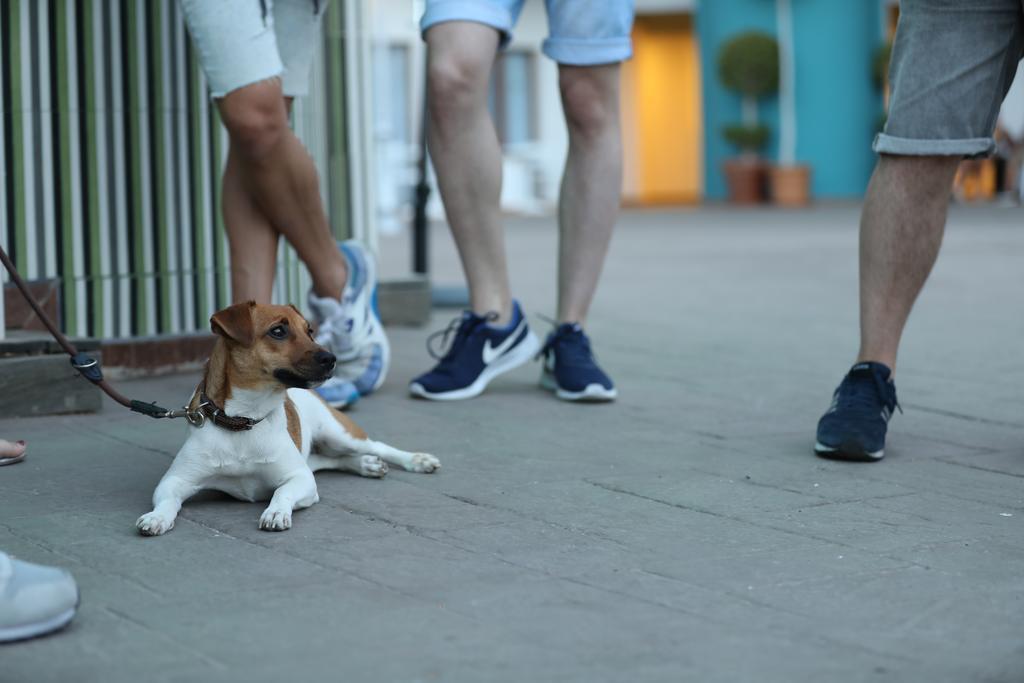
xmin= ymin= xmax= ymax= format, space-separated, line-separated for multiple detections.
xmin=187 ymin=400 xmax=211 ymax=428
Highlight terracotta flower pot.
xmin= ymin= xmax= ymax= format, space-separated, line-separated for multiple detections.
xmin=722 ymin=159 xmax=767 ymax=204
xmin=770 ymin=164 xmax=812 ymax=207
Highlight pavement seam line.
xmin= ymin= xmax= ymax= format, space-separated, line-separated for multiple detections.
xmin=176 ymin=508 xmax=474 ymax=613
xmin=583 ymin=480 xmax=930 ymax=568
xmin=103 ymin=606 xmax=230 ymax=671
xmin=902 ymin=402 xmax=1024 ymax=429
xmin=436 ymin=491 xmax=635 ymax=550
xmin=0 ymin=521 xmax=167 ymax=598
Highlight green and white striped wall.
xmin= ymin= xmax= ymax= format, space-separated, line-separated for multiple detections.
xmin=1 ymin=0 xmax=354 ymax=339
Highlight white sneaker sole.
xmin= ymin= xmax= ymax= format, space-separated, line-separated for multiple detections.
xmin=814 ymin=441 xmax=885 ymax=461
xmin=359 ymin=301 xmax=390 ymax=394
xmin=540 ymin=371 xmax=617 ymax=402
xmin=409 ymin=331 xmax=540 ymax=401
xmin=0 ymin=603 xmax=77 ymax=643
xmin=364 ymin=307 xmax=387 ymax=393
xmin=315 ymin=383 xmax=360 ymax=409
xmin=358 ymin=241 xmax=389 ymax=393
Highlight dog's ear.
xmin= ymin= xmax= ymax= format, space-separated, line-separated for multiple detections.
xmin=210 ymin=301 xmax=256 ymax=346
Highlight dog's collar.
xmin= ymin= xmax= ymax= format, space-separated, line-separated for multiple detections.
xmin=197 ymin=391 xmax=265 ymax=432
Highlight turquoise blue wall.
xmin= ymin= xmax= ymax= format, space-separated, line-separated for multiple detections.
xmin=696 ymin=1 xmax=884 ymax=199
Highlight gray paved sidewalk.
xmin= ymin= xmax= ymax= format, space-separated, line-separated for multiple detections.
xmin=1 ymin=206 xmax=1022 ymax=682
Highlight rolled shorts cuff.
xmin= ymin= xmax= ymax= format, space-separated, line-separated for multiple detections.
xmin=873 ymin=133 xmax=995 ymax=158
xmin=420 ymin=1 xmax=514 ymax=42
xmin=208 ymin=73 xmax=287 ymax=100
xmin=205 ymin=55 xmax=285 ymax=99
xmin=279 ymin=72 xmax=312 ymax=98
xmin=542 ymin=36 xmax=632 ymax=66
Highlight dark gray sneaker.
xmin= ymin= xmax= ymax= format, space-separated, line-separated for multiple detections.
xmin=815 ymin=362 xmax=900 ymax=461
xmin=538 ymin=323 xmax=617 ymax=402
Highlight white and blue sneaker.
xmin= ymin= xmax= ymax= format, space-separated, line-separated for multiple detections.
xmin=538 ymin=323 xmax=617 ymax=402
xmin=409 ymin=300 xmax=539 ymax=400
xmin=314 ymin=376 xmax=361 ymax=409
xmin=309 ymin=240 xmax=391 ymax=408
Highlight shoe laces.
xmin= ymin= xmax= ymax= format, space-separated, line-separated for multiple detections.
xmin=536 ymin=317 xmax=594 ymax=366
xmin=313 ymin=318 xmax=341 ymax=348
xmin=315 ymin=305 xmax=368 ymax=360
xmin=426 ymin=311 xmax=498 ymax=362
xmin=837 ymin=366 xmax=901 ymax=417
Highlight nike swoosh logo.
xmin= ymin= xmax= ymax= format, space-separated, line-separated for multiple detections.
xmin=482 ymin=320 xmax=527 ymax=365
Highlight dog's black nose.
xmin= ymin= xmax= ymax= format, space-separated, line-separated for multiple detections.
xmin=314 ymin=350 xmax=336 ymax=369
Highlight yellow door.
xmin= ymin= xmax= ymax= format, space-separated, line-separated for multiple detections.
xmin=622 ymin=14 xmax=703 ymax=205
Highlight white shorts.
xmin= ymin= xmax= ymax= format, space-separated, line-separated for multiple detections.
xmin=179 ymin=0 xmax=328 ymax=98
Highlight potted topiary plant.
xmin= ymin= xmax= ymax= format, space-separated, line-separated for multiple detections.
xmin=718 ymin=31 xmax=779 ymax=204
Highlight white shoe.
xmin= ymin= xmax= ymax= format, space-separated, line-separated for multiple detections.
xmin=309 ymin=240 xmax=391 ymax=397
xmin=0 ymin=551 xmax=79 ymax=643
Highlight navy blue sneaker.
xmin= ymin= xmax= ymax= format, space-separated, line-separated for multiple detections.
xmin=815 ymin=362 xmax=900 ymax=461
xmin=409 ymin=301 xmax=540 ymax=400
xmin=538 ymin=323 xmax=617 ymax=402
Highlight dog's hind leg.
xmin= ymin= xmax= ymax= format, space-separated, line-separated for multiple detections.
xmin=312 ymin=417 xmax=440 ymax=474
xmin=354 ymin=439 xmax=440 ymax=474
xmin=304 ymin=394 xmax=440 ymax=473
xmin=307 ymin=452 xmax=389 ymax=478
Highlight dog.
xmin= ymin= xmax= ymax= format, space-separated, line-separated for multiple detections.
xmin=136 ymin=301 xmax=439 ymax=536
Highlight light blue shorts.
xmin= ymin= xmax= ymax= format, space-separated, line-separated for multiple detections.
xmin=421 ymin=0 xmax=635 ymax=65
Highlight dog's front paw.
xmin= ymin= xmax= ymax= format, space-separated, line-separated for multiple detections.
xmin=137 ymin=512 xmax=175 ymax=536
xmin=259 ymin=507 xmax=292 ymax=532
xmin=409 ymin=453 xmax=441 ymax=474
xmin=357 ymin=455 xmax=388 ymax=478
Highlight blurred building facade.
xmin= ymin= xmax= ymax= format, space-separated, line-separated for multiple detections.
xmin=699 ymin=0 xmax=893 ymax=200
xmin=3 ymin=1 xmax=1010 ymax=342
xmin=367 ymin=0 xmax=898 ymax=222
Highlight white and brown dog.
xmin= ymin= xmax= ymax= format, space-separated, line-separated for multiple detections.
xmin=136 ymin=301 xmax=439 ymax=536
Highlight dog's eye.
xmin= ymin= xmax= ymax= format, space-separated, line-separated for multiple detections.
xmin=268 ymin=324 xmax=288 ymax=340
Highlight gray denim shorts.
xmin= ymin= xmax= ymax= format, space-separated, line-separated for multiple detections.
xmin=876 ymin=0 xmax=1024 ymax=157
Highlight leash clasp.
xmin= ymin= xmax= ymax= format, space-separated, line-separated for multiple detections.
xmin=70 ymin=353 xmax=103 ymax=383
xmin=153 ymin=405 xmax=206 ymax=428
xmin=185 ymin=400 xmax=212 ymax=428
xmin=185 ymin=409 xmax=206 ymax=428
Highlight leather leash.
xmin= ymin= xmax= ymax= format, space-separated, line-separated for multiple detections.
xmin=0 ymin=243 xmax=198 ymax=423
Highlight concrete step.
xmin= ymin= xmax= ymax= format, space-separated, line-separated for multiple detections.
xmin=0 ymin=352 xmax=102 ymax=417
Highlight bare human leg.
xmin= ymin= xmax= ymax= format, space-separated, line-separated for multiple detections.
xmin=555 ymin=63 xmax=624 ymax=325
xmin=217 ymin=80 xmax=347 ymax=303
xmin=425 ymin=23 xmax=513 ymax=324
xmin=856 ymin=154 xmax=960 ymax=372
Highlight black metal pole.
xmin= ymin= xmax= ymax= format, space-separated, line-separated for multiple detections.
xmin=412 ymin=59 xmax=430 ymax=275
